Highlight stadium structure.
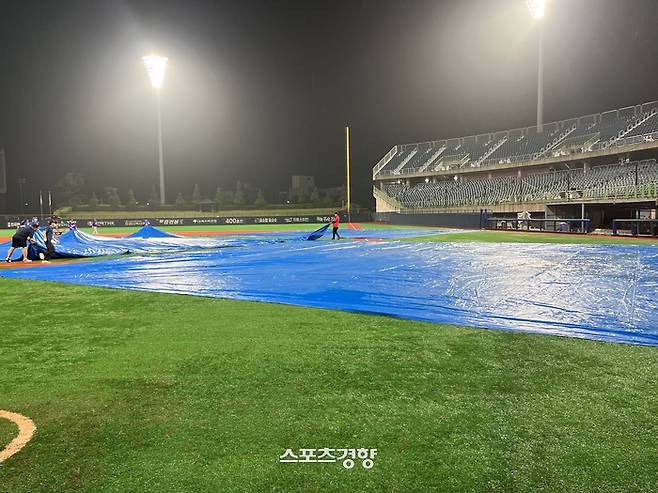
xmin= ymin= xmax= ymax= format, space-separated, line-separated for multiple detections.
xmin=373 ymin=101 xmax=658 ymax=232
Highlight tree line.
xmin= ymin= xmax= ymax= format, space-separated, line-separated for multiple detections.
xmin=55 ymin=172 xmax=345 ymax=210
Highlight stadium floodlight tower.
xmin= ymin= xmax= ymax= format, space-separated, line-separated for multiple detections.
xmin=143 ymin=54 xmax=168 ymax=205
xmin=527 ymin=0 xmax=545 ymax=132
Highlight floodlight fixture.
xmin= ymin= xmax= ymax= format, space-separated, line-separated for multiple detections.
xmin=526 ymin=0 xmax=545 ymax=20
xmin=143 ymin=54 xmax=168 ymax=204
xmin=143 ymin=55 xmax=168 ymax=89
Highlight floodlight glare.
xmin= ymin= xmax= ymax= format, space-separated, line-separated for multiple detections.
xmin=526 ymin=0 xmax=544 ymax=19
xmin=142 ymin=55 xmax=168 ymax=89
xmin=142 ymin=54 xmax=169 ymax=204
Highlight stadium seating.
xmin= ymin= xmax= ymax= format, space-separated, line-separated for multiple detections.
xmin=377 ymin=149 xmax=414 ymax=174
xmin=626 ymin=109 xmax=658 ymax=138
xmin=374 ymin=101 xmax=658 ymax=178
xmin=383 ymin=159 xmax=658 ymax=209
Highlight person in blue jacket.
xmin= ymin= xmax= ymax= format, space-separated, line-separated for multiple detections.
xmin=38 ymin=219 xmax=57 ymax=263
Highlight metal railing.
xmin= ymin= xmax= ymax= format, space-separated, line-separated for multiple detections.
xmin=373 ymin=100 xmax=658 ymax=178
xmin=372 ymin=146 xmax=399 ymax=179
xmin=612 ymin=219 xmax=658 ymax=236
xmin=489 ymin=218 xmax=592 ymax=234
xmin=372 ymin=185 xmax=402 ymax=212
xmin=374 ymin=131 xmax=658 ymax=179
xmin=380 ymin=159 xmax=658 ymax=210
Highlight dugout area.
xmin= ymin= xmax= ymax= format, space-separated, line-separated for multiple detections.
xmin=546 ymin=199 xmax=657 ymax=231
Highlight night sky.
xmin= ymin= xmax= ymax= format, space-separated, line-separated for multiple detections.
xmin=1 ymin=0 xmax=657 ymax=211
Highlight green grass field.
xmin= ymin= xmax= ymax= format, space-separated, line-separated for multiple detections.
xmin=2 ymin=223 xmax=657 ymax=246
xmin=1 ymin=223 xmax=658 ymax=492
xmin=408 ymin=229 xmax=658 ymax=245
xmin=1 ymin=280 xmax=658 ymax=492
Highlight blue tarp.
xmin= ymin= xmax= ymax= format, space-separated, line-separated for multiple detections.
xmin=1 ymin=227 xmax=277 ymax=260
xmin=306 ymin=223 xmax=331 ymax=241
xmin=2 ymin=235 xmax=657 ymax=345
xmin=1 ymin=229 xmax=48 ymax=261
xmin=2 ymin=225 xmax=442 ymax=261
xmin=127 ymin=225 xmax=181 ymax=238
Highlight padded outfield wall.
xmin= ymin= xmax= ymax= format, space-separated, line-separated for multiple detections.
xmin=373 ymin=211 xmax=485 ymax=229
xmin=1 ymin=213 xmax=371 ymax=229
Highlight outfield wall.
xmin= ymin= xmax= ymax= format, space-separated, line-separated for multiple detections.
xmin=373 ymin=212 xmax=485 ymax=229
xmin=1 ymin=213 xmax=371 ymax=229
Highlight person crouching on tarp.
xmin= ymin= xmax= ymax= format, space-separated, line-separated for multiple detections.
xmin=38 ymin=219 xmax=56 ymax=264
xmin=331 ymin=211 xmax=342 ymax=240
xmin=5 ymin=222 xmax=39 ymax=263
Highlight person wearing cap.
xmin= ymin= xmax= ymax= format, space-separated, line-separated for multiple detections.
xmin=5 ymin=222 xmax=39 ymax=262
xmin=331 ymin=211 xmax=342 ymax=240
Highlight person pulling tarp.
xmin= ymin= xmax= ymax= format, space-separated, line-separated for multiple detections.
xmin=331 ymin=211 xmax=341 ymax=240
xmin=305 ymin=223 xmax=330 ymax=241
xmin=305 ymin=212 xmax=344 ymax=241
xmin=5 ymin=222 xmax=39 ymax=262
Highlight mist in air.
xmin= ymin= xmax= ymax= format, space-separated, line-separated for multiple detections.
xmin=0 ymin=0 xmax=657 ymax=208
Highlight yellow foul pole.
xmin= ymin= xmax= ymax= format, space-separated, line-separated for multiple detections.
xmin=345 ymin=126 xmax=351 ymax=222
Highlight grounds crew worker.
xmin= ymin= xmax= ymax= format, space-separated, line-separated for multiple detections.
xmin=331 ymin=211 xmax=342 ymax=240
xmin=5 ymin=222 xmax=39 ymax=262
xmin=38 ymin=219 xmax=56 ymax=263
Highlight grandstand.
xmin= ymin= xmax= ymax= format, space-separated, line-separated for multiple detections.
xmin=373 ymin=101 xmax=658 ymax=231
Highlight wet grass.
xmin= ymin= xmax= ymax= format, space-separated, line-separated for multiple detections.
xmin=0 ymin=418 xmax=18 ymax=453
xmin=1 ymin=278 xmax=657 ymax=492
xmin=409 ymin=229 xmax=658 ymax=246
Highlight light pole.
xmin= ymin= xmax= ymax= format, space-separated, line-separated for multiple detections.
xmin=345 ymin=126 xmax=351 ymax=222
xmin=526 ymin=0 xmax=545 ymax=132
xmin=17 ymin=177 xmax=26 ymax=215
xmin=143 ymin=55 xmax=168 ymax=205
